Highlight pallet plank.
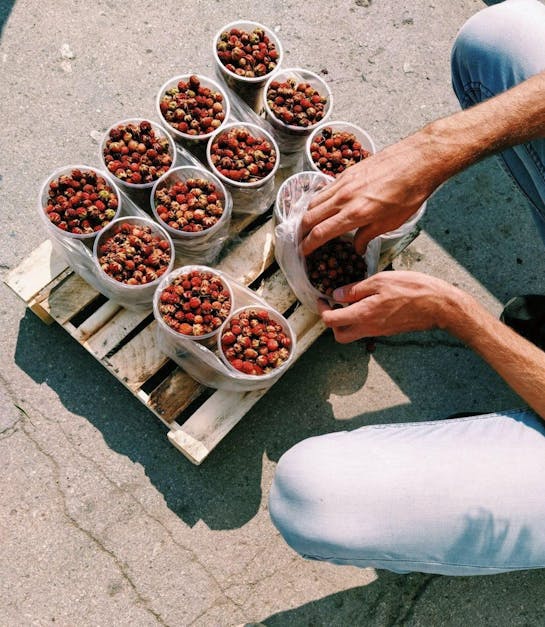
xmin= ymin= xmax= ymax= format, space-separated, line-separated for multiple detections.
xmin=106 ymin=321 xmax=167 ymax=390
xmin=168 ymin=306 xmax=323 ymax=464
xmin=83 ymin=307 xmax=150 ymax=359
xmin=75 ymin=301 xmax=123 ymax=342
xmin=147 ymin=369 xmax=204 ymax=422
xmin=44 ymin=274 xmax=101 ymax=325
xmin=4 ymin=239 xmax=68 ymax=302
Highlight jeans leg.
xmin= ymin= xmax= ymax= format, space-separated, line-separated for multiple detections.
xmin=269 ymin=409 xmax=545 ymax=575
xmin=451 ymin=0 xmax=545 ymax=243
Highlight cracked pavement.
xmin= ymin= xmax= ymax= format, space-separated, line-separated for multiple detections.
xmin=3 ymin=0 xmax=545 ymax=625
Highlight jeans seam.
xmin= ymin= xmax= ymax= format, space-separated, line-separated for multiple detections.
xmin=303 ymin=553 xmax=545 ymax=571
xmin=364 ymin=407 xmax=533 ymax=431
xmin=460 ymin=80 xmax=545 ymax=217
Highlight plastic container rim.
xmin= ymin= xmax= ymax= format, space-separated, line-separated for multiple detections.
xmin=39 ymin=163 xmax=123 ymax=241
xmin=212 ymin=20 xmax=284 ymax=85
xmin=150 ymin=165 xmax=232 ymax=240
xmin=263 ymin=67 xmax=334 ymax=133
xmin=206 ymin=121 xmax=280 ymax=189
xmin=304 ymin=119 xmax=377 ymax=175
xmin=155 ymin=73 xmax=232 ymax=143
xmin=92 ymin=215 xmax=175 ymax=291
xmin=153 ymin=264 xmax=235 ymax=343
xmin=99 ymin=117 xmax=177 ymax=190
xmin=217 ymin=304 xmax=297 ymax=380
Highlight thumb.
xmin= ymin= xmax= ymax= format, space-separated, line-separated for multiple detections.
xmin=333 ymin=279 xmax=377 ymax=303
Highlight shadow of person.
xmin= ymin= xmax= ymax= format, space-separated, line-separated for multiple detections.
xmin=0 ymin=1 xmax=16 ymax=38
xmin=261 ymin=566 xmax=545 ymax=626
xmin=13 ymin=309 xmax=374 ymax=531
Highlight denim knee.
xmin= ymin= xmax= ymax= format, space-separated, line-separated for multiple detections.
xmin=451 ymin=0 xmax=545 ymax=107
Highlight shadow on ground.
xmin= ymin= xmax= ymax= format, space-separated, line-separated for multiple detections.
xmin=13 ymin=155 xmax=545 ymax=624
xmin=14 ymin=158 xmax=541 ymax=531
xmin=0 ymin=1 xmax=16 ymax=38
xmin=261 ymin=567 xmax=545 ymax=626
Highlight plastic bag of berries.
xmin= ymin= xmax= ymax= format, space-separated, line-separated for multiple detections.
xmin=206 ymin=121 xmax=280 ymax=215
xmin=154 ymin=265 xmax=296 ymax=391
xmin=151 ymin=165 xmax=232 ymax=265
xmin=274 ymin=171 xmax=381 ymax=314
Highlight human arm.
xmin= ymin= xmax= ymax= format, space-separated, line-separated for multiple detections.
xmin=301 ymin=70 xmax=545 ymax=256
xmin=320 ymin=271 xmax=545 ymax=419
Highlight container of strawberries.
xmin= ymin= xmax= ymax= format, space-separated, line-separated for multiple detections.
xmin=213 ymin=20 xmax=283 ymax=113
xmin=92 ymin=215 xmax=174 ymax=310
xmin=100 ymin=118 xmax=177 ymax=209
xmin=151 ymin=165 xmax=232 ymax=264
xmin=206 ymin=121 xmax=279 ymax=214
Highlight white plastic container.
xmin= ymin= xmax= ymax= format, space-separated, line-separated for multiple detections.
xmin=206 ymin=121 xmax=280 ymax=215
xmin=93 ymin=215 xmax=174 ymax=311
xmin=39 ymin=164 xmax=123 ymax=248
xmin=155 ymin=74 xmax=231 ymax=151
xmin=153 ymin=264 xmax=235 ymax=344
xmin=217 ymin=305 xmax=296 ymax=383
xmin=304 ymin=120 xmax=376 ymax=176
xmin=99 ymin=118 xmax=177 ymax=209
xmin=263 ymin=68 xmax=333 ymax=155
xmin=150 ymin=165 xmax=232 ymax=264
xmin=213 ymin=20 xmax=283 ymax=113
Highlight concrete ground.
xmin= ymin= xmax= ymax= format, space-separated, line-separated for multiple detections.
xmin=2 ymin=0 xmax=545 ymax=625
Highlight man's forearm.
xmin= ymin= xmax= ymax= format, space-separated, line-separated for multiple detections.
xmin=443 ymin=292 xmax=545 ymax=419
xmin=413 ymin=70 xmax=545 ymax=194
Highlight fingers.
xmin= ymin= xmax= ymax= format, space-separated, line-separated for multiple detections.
xmin=321 ymin=304 xmax=374 ymax=344
xmin=301 ymin=212 xmax=356 ymax=256
xmin=353 ymin=225 xmax=378 ymax=256
xmin=331 ymin=279 xmax=378 ymax=303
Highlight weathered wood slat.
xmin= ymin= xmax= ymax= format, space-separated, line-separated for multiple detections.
xmin=83 ymin=308 xmax=151 ymax=360
xmin=106 ymin=321 xmax=167 ymax=390
xmin=45 ymin=274 xmax=101 ymax=325
xmin=147 ymin=369 xmax=203 ymax=422
xmin=75 ymin=301 xmax=122 ymax=342
xmin=4 ymin=239 xmax=68 ymax=301
xmin=168 ymin=305 xmax=323 ymax=465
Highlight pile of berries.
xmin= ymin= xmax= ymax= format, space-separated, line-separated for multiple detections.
xmin=45 ymin=169 xmax=118 ymax=234
xmin=159 ymin=75 xmax=226 ymax=136
xmin=154 ymin=178 xmax=224 ymax=232
xmin=98 ymin=223 xmax=171 ymax=285
xmin=158 ymin=269 xmax=231 ymax=336
xmin=103 ymin=120 xmax=173 ymax=185
xmin=309 ymin=127 xmax=371 ymax=177
xmin=220 ymin=309 xmax=292 ymax=376
xmin=306 ymin=238 xmax=367 ymax=296
xmin=210 ymin=126 xmax=276 ymax=183
xmin=266 ymin=78 xmax=328 ymax=127
xmin=216 ymin=27 xmax=279 ymax=78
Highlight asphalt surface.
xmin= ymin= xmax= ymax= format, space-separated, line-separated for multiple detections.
xmin=3 ymin=0 xmax=545 ymax=625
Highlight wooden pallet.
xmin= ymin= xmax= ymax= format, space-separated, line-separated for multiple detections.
xmin=5 ymin=211 xmax=419 ymax=465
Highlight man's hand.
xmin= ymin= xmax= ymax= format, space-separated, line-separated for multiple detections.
xmin=318 ymin=271 xmax=462 ymax=343
xmin=301 ymin=135 xmax=438 ymax=257
xmin=301 ymin=70 xmax=545 ymax=258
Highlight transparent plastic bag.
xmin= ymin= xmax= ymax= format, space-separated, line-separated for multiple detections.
xmin=150 ymin=165 xmax=232 ymax=265
xmin=263 ymin=68 xmax=333 ymax=155
xmin=98 ymin=118 xmax=178 ymax=209
xmin=274 ymin=171 xmax=381 ymax=314
xmin=154 ymin=265 xmax=296 ymax=391
xmin=213 ymin=20 xmax=284 ymax=113
xmin=303 ymin=120 xmax=376 ymax=176
xmin=206 ymin=121 xmax=280 ymax=215
xmin=40 ymin=184 xmax=174 ymax=311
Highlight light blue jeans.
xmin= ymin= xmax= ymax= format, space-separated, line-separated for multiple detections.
xmin=269 ymin=0 xmax=545 ymax=576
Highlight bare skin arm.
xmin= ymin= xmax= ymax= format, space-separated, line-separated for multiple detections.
xmin=302 ymin=70 xmax=545 ymax=256
xmin=320 ymin=271 xmax=545 ymax=419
